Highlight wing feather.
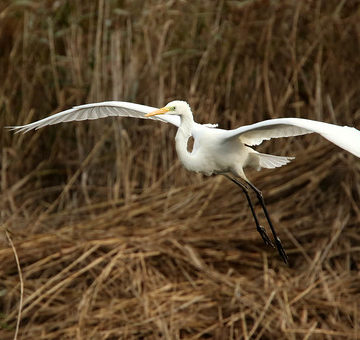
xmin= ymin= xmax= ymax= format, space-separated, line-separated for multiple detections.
xmin=222 ymin=118 xmax=360 ymax=158
xmin=8 ymin=101 xmax=180 ymax=133
xmin=240 ymin=125 xmax=311 ymax=146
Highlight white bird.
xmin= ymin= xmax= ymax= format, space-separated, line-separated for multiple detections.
xmin=8 ymin=100 xmax=360 ymax=263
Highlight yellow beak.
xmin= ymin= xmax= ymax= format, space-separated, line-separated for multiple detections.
xmin=145 ymin=107 xmax=170 ymax=117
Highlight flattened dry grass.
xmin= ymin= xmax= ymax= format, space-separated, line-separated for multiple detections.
xmin=1 ymin=1 xmax=360 ymax=339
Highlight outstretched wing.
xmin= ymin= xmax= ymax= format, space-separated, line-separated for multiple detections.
xmin=221 ymin=117 xmax=360 ymax=158
xmin=8 ymin=101 xmax=180 ymax=133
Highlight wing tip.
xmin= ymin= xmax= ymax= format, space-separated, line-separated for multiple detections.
xmin=5 ymin=125 xmax=35 ymax=134
xmin=5 ymin=126 xmax=23 ymax=134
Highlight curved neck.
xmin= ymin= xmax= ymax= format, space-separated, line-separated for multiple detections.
xmin=175 ymin=113 xmax=196 ymax=171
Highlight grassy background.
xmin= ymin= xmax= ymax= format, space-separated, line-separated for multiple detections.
xmin=1 ymin=0 xmax=360 ymax=338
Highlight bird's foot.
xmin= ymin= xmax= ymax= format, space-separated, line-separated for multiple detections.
xmin=275 ymin=237 xmax=288 ymax=264
xmin=257 ymin=225 xmax=274 ymax=248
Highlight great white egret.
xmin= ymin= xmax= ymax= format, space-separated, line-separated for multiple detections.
xmin=8 ymin=100 xmax=360 ymax=263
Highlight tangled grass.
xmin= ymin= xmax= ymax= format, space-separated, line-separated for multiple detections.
xmin=1 ymin=0 xmax=360 ymax=338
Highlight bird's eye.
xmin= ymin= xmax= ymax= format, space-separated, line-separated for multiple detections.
xmin=170 ymin=106 xmax=176 ymax=111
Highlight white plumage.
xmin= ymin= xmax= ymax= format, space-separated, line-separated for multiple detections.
xmin=10 ymin=100 xmax=360 ymax=161
xmin=8 ymin=100 xmax=360 ymax=263
xmin=10 ymin=101 xmax=180 ymax=133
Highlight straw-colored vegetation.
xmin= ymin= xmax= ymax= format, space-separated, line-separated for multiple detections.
xmin=1 ymin=0 xmax=360 ymax=339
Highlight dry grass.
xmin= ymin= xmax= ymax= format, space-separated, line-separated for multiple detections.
xmin=1 ymin=0 xmax=360 ymax=339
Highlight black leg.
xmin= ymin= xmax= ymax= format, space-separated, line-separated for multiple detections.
xmin=223 ymin=175 xmax=274 ymax=248
xmin=246 ymin=180 xmax=288 ymax=264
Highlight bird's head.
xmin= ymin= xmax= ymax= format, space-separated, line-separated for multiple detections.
xmin=145 ymin=100 xmax=191 ymax=117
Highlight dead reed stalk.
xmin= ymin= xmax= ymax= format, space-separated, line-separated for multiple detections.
xmin=1 ymin=0 xmax=360 ymax=338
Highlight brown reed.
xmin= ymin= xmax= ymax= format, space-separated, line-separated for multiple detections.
xmin=1 ymin=0 xmax=360 ymax=338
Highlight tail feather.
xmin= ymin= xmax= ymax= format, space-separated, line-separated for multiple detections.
xmin=248 ymin=152 xmax=294 ymax=170
xmin=258 ymin=153 xmax=294 ymax=169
